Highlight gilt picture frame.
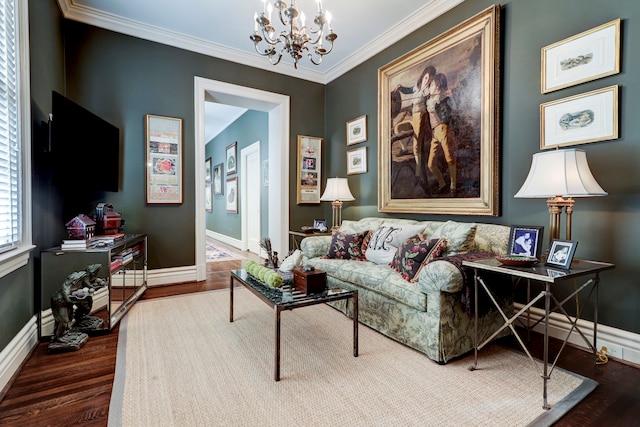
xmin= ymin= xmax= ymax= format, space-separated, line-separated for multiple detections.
xmin=541 ymin=19 xmax=621 ymax=94
xmin=346 ymin=115 xmax=368 ymax=145
xmin=378 ymin=5 xmax=500 ymax=216
xmin=145 ymin=114 xmax=183 ymax=204
xmin=540 ymin=85 xmax=618 ymax=149
xmin=347 ymin=146 xmax=367 ymax=175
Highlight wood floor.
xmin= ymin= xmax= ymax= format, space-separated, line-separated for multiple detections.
xmin=1 ymin=247 xmax=639 ymax=426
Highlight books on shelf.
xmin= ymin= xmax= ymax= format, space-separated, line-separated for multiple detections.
xmin=60 ymin=233 xmax=127 ymax=250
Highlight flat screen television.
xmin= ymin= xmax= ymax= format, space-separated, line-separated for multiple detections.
xmin=51 ymin=91 xmax=120 ymax=192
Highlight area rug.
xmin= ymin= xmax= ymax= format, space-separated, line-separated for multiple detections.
xmin=206 ymin=241 xmax=243 ymax=262
xmin=109 ymin=289 xmax=596 ymax=427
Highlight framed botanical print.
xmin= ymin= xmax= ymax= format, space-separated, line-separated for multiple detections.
xmin=378 ymin=5 xmax=500 ymax=216
xmin=541 ymin=19 xmax=621 ymax=94
xmin=226 ymin=142 xmax=237 ymax=175
xmin=225 ymin=177 xmax=238 ymax=214
xmin=205 ymin=157 xmax=212 ymax=183
xmin=347 ymin=146 xmax=367 ymax=175
xmin=213 ymin=163 xmax=223 ymax=195
xmin=346 ymin=115 xmax=368 ymax=145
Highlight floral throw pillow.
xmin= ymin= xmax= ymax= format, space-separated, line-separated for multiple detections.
xmin=324 ymin=230 xmax=370 ymax=260
xmin=390 ymin=237 xmax=448 ymax=282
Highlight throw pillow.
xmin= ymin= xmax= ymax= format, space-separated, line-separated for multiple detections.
xmin=324 ymin=230 xmax=369 ymax=260
xmin=390 ymin=237 xmax=448 ymax=282
xmin=365 ymin=223 xmax=426 ymax=265
xmin=430 ymin=221 xmax=477 ymax=255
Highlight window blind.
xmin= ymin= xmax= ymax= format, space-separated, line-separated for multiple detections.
xmin=0 ymin=0 xmax=21 ymax=253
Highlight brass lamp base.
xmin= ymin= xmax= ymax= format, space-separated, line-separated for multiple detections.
xmin=546 ymin=196 xmax=575 ymax=245
xmin=330 ymin=200 xmax=344 ymax=230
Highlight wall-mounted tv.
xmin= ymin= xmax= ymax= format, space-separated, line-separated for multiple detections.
xmin=51 ymin=91 xmax=120 ymax=192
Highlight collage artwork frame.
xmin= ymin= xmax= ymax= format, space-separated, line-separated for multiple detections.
xmin=377 ymin=5 xmax=500 ymax=216
xmin=145 ymin=114 xmax=183 ymax=204
xmin=296 ymin=135 xmax=322 ymax=204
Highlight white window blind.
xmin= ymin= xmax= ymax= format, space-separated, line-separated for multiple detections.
xmin=0 ymin=0 xmax=21 ymax=253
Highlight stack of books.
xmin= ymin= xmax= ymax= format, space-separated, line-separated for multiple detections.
xmin=91 ymin=233 xmax=126 ymax=245
xmin=60 ymin=239 xmax=90 ymax=250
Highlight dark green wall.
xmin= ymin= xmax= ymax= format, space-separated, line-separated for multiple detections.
xmin=325 ymin=0 xmax=640 ymax=333
xmin=58 ymin=20 xmax=325 ymax=269
xmin=4 ymin=0 xmax=639 ymax=353
xmin=205 ymin=109 xmax=269 ymax=238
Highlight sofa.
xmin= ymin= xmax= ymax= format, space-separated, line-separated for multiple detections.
xmin=300 ymin=217 xmax=513 ymax=364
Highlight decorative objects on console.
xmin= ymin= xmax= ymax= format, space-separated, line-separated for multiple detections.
xmin=514 ymin=148 xmax=607 ymax=247
xmin=320 ymin=177 xmax=355 ymax=230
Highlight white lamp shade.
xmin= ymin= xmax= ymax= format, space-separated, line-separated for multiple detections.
xmin=514 ymin=149 xmax=607 ymax=198
xmin=320 ymin=177 xmax=355 ymax=202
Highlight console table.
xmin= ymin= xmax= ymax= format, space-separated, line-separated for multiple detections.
xmin=462 ymin=257 xmax=614 ymax=409
xmin=288 ymin=230 xmax=332 ymax=249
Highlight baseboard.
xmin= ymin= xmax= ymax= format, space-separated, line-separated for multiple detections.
xmin=514 ymin=302 xmax=640 ymax=366
xmin=206 ymin=230 xmax=243 ymax=250
xmin=0 ymin=316 xmax=38 ymax=397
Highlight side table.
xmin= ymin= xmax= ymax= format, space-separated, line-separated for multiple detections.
xmin=462 ymin=257 xmax=614 ymax=410
xmin=289 ymin=230 xmax=332 ymax=250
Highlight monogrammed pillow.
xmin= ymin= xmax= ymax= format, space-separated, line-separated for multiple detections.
xmin=365 ymin=223 xmax=426 ymax=265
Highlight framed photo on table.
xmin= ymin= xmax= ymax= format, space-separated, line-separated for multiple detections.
xmin=377 ymin=5 xmax=500 ymax=216
xmin=346 ymin=115 xmax=367 ymax=145
xmin=545 ymin=239 xmax=578 ymax=270
xmin=541 ymin=19 xmax=621 ymax=94
xmin=296 ymin=135 xmax=322 ymax=204
xmin=145 ymin=114 xmax=183 ymax=204
xmin=507 ymin=225 xmax=544 ymax=259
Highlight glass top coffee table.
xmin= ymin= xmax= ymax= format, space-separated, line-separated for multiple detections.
xmin=230 ymin=268 xmax=358 ymax=381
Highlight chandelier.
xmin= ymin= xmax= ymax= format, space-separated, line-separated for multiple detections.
xmin=250 ymin=0 xmax=337 ymax=69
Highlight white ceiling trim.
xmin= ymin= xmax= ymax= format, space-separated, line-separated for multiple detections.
xmin=58 ymin=0 xmax=464 ymax=85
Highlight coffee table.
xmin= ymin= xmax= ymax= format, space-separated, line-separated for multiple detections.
xmin=230 ymin=269 xmax=358 ymax=381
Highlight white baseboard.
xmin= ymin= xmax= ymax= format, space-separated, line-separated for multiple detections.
xmin=514 ymin=302 xmax=640 ymax=366
xmin=0 ymin=316 xmax=38 ymax=394
xmin=206 ymin=230 xmax=243 ymax=250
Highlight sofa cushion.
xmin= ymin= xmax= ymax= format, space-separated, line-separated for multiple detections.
xmin=325 ymin=230 xmax=369 ymax=260
xmin=365 ymin=223 xmax=426 ymax=264
xmin=430 ymin=220 xmax=477 ymax=255
xmin=390 ymin=237 xmax=448 ymax=282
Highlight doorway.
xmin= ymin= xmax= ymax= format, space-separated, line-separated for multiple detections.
xmin=194 ymin=77 xmax=290 ymax=281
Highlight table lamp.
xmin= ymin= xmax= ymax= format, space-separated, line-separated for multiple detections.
xmin=514 ymin=148 xmax=607 ymax=247
xmin=320 ymin=177 xmax=355 ymax=230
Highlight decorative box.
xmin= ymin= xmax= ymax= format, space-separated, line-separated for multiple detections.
xmin=293 ymin=267 xmax=327 ymax=295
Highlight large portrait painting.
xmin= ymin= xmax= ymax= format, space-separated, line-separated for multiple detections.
xmin=378 ymin=5 xmax=500 ymax=215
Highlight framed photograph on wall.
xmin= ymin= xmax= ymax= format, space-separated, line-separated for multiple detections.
xmin=225 ymin=177 xmax=238 ymax=214
xmin=540 ymin=85 xmax=618 ymax=149
xmin=145 ymin=114 xmax=183 ymax=204
xmin=347 ymin=146 xmax=367 ymax=175
xmin=545 ymin=239 xmax=578 ymax=270
xmin=542 ymin=19 xmax=621 ymax=94
xmin=378 ymin=5 xmax=500 ymax=216
xmin=296 ymin=135 xmax=322 ymax=204
xmin=346 ymin=115 xmax=368 ymax=145
xmin=507 ymin=225 xmax=544 ymax=259
xmin=205 ymin=182 xmax=212 ymax=212
xmin=226 ymin=142 xmax=237 ymax=175
xmin=205 ymin=157 xmax=212 ymax=183
xmin=213 ymin=163 xmax=223 ymax=195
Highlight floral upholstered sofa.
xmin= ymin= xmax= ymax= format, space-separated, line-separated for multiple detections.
xmin=299 ymin=217 xmax=513 ymax=364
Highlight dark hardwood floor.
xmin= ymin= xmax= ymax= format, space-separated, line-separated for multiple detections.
xmin=1 ymin=247 xmax=639 ymax=426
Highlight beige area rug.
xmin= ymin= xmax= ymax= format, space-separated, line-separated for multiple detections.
xmin=109 ymin=289 xmax=596 ymax=427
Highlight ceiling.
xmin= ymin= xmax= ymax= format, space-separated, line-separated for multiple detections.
xmin=58 ymin=0 xmax=464 ymax=140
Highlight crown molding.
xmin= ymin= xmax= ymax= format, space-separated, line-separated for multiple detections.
xmin=58 ymin=0 xmax=464 ymax=85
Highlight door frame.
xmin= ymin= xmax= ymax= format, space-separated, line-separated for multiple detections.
xmin=194 ymin=77 xmax=290 ymax=281
xmin=241 ymin=141 xmax=261 ymax=253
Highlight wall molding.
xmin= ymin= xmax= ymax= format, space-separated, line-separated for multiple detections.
xmin=0 ymin=316 xmax=38 ymax=395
